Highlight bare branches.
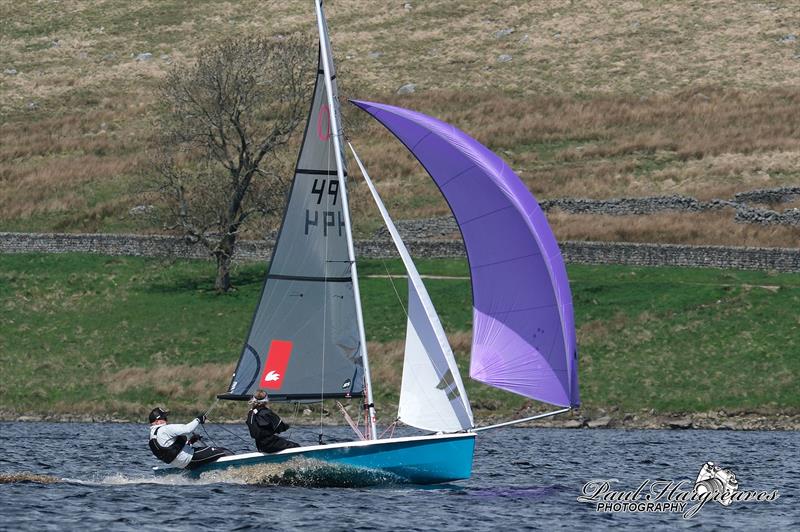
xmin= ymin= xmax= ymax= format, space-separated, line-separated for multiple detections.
xmin=147 ymin=35 xmax=315 ymax=291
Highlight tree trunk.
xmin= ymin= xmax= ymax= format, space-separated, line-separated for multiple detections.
xmin=215 ymin=253 xmax=231 ymax=292
xmin=214 ymin=235 xmax=236 ymax=293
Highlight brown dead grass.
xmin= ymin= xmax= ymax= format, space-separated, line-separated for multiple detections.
xmin=352 ymin=332 xmax=472 ymax=393
xmin=4 ymin=1 xmax=800 ymax=112
xmin=780 ymin=198 xmax=800 ymax=211
xmin=0 ymin=103 xmax=150 ymax=225
xmin=96 ymin=363 xmax=244 ymax=419
xmin=578 ymin=312 xmax=631 ymax=345
xmin=549 ymin=210 xmax=800 ymax=247
xmin=349 ymin=88 xmax=800 ymax=200
xmin=105 ymin=363 xmax=231 ymax=398
xmin=2 ymin=1 xmax=799 ymax=245
xmin=88 ymin=334 xmax=473 ymax=420
xmin=347 ymin=87 xmax=800 ymax=247
xmin=367 ymin=339 xmax=404 ymax=390
xmin=332 ymin=1 xmax=800 ymax=95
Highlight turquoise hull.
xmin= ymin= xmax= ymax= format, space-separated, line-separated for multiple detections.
xmin=153 ymin=433 xmax=476 ymax=484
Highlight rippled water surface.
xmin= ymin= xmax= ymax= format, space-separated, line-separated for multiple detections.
xmin=0 ymin=423 xmax=797 ymax=530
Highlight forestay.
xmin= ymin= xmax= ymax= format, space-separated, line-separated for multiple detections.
xmin=352 ymin=100 xmax=580 ymax=408
xmin=221 ymin=12 xmax=363 ymax=402
xmin=350 ymin=145 xmax=473 ymax=433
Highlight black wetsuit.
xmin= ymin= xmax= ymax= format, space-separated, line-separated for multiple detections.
xmin=187 ymin=444 xmax=232 ymax=469
xmin=149 ymin=419 xmax=232 ymax=469
xmin=246 ymin=407 xmax=300 ymax=453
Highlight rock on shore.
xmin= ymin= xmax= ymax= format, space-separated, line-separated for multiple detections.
xmin=513 ymin=409 xmax=800 ymax=430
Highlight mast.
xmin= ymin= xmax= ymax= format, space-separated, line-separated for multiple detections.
xmin=314 ymin=0 xmax=378 ymax=440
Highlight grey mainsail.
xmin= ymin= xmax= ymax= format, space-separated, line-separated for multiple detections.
xmin=221 ymin=26 xmax=363 ymax=401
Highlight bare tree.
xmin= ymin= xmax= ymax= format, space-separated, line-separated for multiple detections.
xmin=150 ymin=36 xmax=314 ymax=292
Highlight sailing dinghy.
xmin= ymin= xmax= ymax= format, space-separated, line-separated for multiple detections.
xmin=153 ymin=0 xmax=580 ymax=484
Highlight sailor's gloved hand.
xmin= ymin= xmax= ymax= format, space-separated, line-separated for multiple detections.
xmin=196 ymin=414 xmax=207 ymax=424
xmin=189 ymin=434 xmax=202 ymax=444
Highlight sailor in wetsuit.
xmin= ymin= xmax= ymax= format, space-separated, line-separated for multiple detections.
xmin=246 ymin=390 xmax=301 ymax=453
xmin=148 ymin=407 xmax=231 ymax=469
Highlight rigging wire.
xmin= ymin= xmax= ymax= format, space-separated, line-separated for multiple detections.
xmin=193 ymin=397 xmax=253 ymax=452
xmin=379 ymin=419 xmax=399 ymax=439
xmin=382 ymin=260 xmax=409 ymax=320
xmin=336 ymin=400 xmax=366 ymax=440
xmin=203 ymin=398 xmax=221 ymax=419
xmin=203 ymin=421 xmax=252 ymax=451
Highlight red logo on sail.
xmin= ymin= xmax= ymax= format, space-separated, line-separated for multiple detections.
xmin=260 ymin=340 xmax=293 ymax=389
xmin=317 ymin=104 xmax=331 ymax=141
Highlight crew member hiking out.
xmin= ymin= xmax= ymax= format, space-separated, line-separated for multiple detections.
xmin=246 ymin=390 xmax=301 ymax=453
xmin=148 ymin=407 xmax=231 ymax=469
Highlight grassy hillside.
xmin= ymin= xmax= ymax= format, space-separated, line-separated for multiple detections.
xmin=1 ymin=253 xmax=797 ymax=422
xmin=1 ymin=1 xmax=799 ymax=245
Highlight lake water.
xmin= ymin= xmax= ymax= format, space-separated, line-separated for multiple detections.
xmin=0 ymin=422 xmax=796 ymax=531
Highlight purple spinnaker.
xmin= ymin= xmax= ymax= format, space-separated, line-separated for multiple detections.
xmin=352 ymin=100 xmax=580 ymax=407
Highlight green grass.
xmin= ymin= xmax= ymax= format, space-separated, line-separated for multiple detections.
xmin=1 ymin=253 xmax=798 ymax=421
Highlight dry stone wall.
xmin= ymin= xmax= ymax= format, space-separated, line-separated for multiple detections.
xmin=538 ymin=189 xmax=800 ymax=228
xmin=538 ymin=187 xmax=800 ymax=222
xmin=2 ymin=232 xmax=799 ymax=273
xmin=373 ymin=187 xmax=800 ymax=242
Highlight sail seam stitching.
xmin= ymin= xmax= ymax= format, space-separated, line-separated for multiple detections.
xmin=440 ymin=164 xmax=478 ymax=187
xmin=410 ymin=131 xmax=433 ymax=150
xmin=460 ymin=204 xmax=515 ymax=226
xmin=471 ymin=251 xmax=542 ymax=270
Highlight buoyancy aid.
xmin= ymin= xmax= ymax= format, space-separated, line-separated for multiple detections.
xmin=149 ymin=426 xmax=188 ymax=464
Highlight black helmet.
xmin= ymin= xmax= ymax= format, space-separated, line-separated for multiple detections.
xmin=148 ymin=407 xmax=169 ymax=423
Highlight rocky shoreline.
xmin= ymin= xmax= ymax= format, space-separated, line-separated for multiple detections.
xmin=2 ymin=410 xmax=798 ymax=430
xmin=518 ymin=410 xmax=800 ymax=431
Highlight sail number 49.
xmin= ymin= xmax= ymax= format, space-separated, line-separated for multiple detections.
xmin=312 ymin=178 xmax=338 ymax=205
xmin=305 ymin=178 xmax=344 ymax=237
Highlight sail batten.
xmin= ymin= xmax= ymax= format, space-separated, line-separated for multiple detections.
xmin=352 ymin=100 xmax=580 ymax=408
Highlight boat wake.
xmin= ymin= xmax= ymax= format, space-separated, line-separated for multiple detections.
xmin=90 ymin=472 xmax=230 ymax=486
xmin=0 ymin=471 xmax=229 ymax=487
xmin=1 ymin=459 xmax=406 ymax=488
xmin=200 ymin=458 xmax=407 ymax=488
xmin=0 ymin=472 xmax=61 ymax=484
